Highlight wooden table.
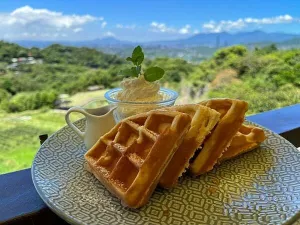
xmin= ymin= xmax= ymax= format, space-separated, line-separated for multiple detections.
xmin=1 ymin=104 xmax=299 ymax=225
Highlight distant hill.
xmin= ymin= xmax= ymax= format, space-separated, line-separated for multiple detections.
xmin=15 ymin=37 xmax=134 ymax=49
xmin=7 ymin=31 xmax=300 ymax=63
xmin=278 ymin=37 xmax=300 ymax=46
xmin=247 ymin=37 xmax=300 ymax=49
xmin=182 ymin=30 xmax=299 ymax=47
xmin=76 ymin=37 xmax=133 ymax=47
xmin=14 ymin=30 xmax=300 ymax=49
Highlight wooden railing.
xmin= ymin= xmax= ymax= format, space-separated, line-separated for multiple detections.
xmin=1 ymin=104 xmax=299 ymax=225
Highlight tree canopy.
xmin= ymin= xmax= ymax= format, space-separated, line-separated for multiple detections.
xmin=0 ymin=42 xmax=299 ymax=113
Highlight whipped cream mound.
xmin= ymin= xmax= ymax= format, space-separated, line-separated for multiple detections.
xmin=116 ymin=75 xmax=163 ymax=102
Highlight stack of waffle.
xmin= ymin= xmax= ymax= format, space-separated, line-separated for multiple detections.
xmin=85 ymin=98 xmax=266 ymax=208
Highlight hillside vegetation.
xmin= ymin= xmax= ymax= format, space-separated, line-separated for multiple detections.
xmin=187 ymin=44 xmax=300 ymax=113
xmin=0 ymin=41 xmax=299 ymax=114
xmin=0 ymin=41 xmax=299 ymax=174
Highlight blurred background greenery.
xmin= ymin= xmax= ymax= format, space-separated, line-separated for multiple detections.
xmin=0 ymin=41 xmax=299 ymax=174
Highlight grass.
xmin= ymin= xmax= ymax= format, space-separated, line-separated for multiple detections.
xmin=66 ymin=89 xmax=108 ymax=107
xmin=3 ymin=86 xmax=295 ymax=174
xmin=0 ymin=109 xmax=85 ymax=174
xmin=0 ymin=87 xmax=201 ymax=174
xmin=0 ymin=90 xmax=110 ymax=174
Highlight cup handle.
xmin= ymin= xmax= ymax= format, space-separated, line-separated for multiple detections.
xmin=65 ymin=106 xmax=89 ymax=139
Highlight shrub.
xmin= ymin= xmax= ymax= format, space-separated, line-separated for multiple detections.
xmin=213 ymin=45 xmax=248 ymax=65
xmin=208 ymin=82 xmax=300 ymax=114
xmin=0 ymin=89 xmax=11 ymax=103
xmin=0 ymin=89 xmax=11 ymax=110
xmin=6 ymin=90 xmax=58 ymax=112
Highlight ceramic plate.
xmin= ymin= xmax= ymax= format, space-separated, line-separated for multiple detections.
xmin=32 ymin=119 xmax=300 ymax=225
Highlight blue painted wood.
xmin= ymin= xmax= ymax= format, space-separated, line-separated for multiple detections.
xmin=0 ymin=168 xmax=68 ymax=224
xmin=0 ymin=169 xmax=46 ymax=222
xmin=247 ymin=104 xmax=300 ymax=134
xmin=1 ymin=104 xmax=299 ymax=225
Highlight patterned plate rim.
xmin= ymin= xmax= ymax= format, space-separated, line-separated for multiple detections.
xmin=31 ymin=119 xmax=300 ymax=225
xmin=31 ymin=122 xmax=84 ymax=225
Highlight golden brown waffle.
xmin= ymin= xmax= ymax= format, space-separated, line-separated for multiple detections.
xmin=84 ymin=110 xmax=191 ymax=208
xmin=219 ymin=124 xmax=266 ymax=162
xmin=159 ymin=104 xmax=220 ymax=188
xmin=190 ymin=98 xmax=248 ymax=176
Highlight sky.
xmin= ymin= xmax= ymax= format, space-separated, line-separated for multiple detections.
xmin=0 ymin=0 xmax=299 ymax=42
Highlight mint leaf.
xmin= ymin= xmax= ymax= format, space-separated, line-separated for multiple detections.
xmin=119 ymin=68 xmax=132 ymax=77
xmin=130 ymin=67 xmax=139 ymax=77
xmin=144 ymin=67 xmax=165 ymax=82
xmin=122 ymin=46 xmax=165 ymax=81
xmin=119 ymin=67 xmax=139 ymax=77
xmin=131 ymin=46 xmax=144 ymax=66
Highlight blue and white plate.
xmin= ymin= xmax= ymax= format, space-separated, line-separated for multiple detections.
xmin=32 ymin=119 xmax=300 ymax=225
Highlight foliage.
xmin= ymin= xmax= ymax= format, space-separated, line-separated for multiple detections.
xmin=0 ymin=41 xmax=299 ymax=114
xmin=213 ymin=45 xmax=248 ymax=65
xmin=0 ymin=41 xmax=27 ymax=63
xmin=0 ymin=109 xmax=82 ymax=174
xmin=1 ymin=42 xmax=300 ymax=174
xmin=254 ymin=44 xmax=278 ymax=55
xmin=0 ymin=89 xmax=11 ymax=110
xmin=4 ymin=90 xmax=58 ymax=112
xmin=120 ymin=46 xmax=165 ymax=82
xmin=0 ymin=63 xmax=122 ymax=96
xmin=145 ymin=57 xmax=195 ymax=83
xmin=41 ymin=44 xmax=124 ymax=68
xmin=209 ymin=82 xmax=299 ymax=114
xmin=0 ymin=41 xmax=46 ymax=63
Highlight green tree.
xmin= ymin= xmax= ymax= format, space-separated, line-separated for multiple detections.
xmin=213 ymin=45 xmax=248 ymax=65
xmin=255 ymin=44 xmax=278 ymax=55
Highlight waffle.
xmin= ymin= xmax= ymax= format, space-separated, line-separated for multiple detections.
xmin=84 ymin=110 xmax=191 ymax=208
xmin=219 ymin=124 xmax=266 ymax=162
xmin=190 ymin=98 xmax=248 ymax=176
xmin=159 ymin=104 xmax=220 ymax=188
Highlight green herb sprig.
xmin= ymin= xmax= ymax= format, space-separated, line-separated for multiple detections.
xmin=119 ymin=46 xmax=165 ymax=82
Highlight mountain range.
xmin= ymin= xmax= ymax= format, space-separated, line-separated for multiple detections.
xmin=14 ymin=30 xmax=300 ymax=49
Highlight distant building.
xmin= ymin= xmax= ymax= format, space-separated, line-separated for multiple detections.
xmin=7 ymin=56 xmax=43 ymax=70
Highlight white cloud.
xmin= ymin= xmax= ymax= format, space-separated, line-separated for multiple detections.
xmin=21 ymin=32 xmax=67 ymax=38
xmin=244 ymin=15 xmax=293 ymax=24
xmin=193 ymin=29 xmax=199 ymax=34
xmin=101 ymin=21 xmax=107 ymax=28
xmin=150 ymin=22 xmax=176 ymax=33
xmin=0 ymin=5 xmax=103 ymax=39
xmin=178 ymin=24 xmax=191 ymax=34
xmin=202 ymin=15 xmax=299 ymax=32
xmin=116 ymin=24 xmax=136 ymax=29
xmin=150 ymin=22 xmax=192 ymax=34
xmin=0 ymin=5 xmax=100 ymax=28
xmin=73 ymin=27 xmax=83 ymax=33
xmin=103 ymin=31 xmax=115 ymax=37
